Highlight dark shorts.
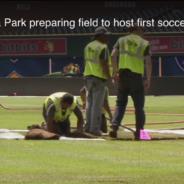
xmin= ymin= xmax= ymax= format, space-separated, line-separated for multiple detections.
xmin=51 ymin=119 xmax=71 ymax=136
xmin=118 ymin=69 xmax=143 ymax=92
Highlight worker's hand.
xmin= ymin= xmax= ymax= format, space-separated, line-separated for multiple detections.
xmin=76 ymin=118 xmax=85 ymax=133
xmin=109 ymin=113 xmax=113 ymax=122
xmin=113 ymin=73 xmax=119 ymax=83
xmin=144 ymin=80 xmax=150 ymax=90
xmin=108 ymin=78 xmax=115 ymax=87
xmin=82 ymin=102 xmax=86 ymax=109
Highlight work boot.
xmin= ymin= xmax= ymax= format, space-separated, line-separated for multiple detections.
xmin=134 ymin=131 xmax=140 ymax=141
xmin=109 ymin=125 xmax=118 ymax=138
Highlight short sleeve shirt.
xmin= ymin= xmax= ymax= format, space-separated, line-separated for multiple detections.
xmin=43 ymin=99 xmax=83 ymax=121
xmin=99 ymin=48 xmax=108 ymax=61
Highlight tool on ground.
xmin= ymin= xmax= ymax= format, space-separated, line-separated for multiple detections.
xmin=105 ymin=116 xmax=135 ymax=133
xmin=0 ymin=102 xmax=41 ymax=110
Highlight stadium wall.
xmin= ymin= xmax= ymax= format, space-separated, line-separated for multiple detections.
xmin=0 ymin=77 xmax=183 ymax=96
xmin=1 ymin=33 xmax=184 ymax=59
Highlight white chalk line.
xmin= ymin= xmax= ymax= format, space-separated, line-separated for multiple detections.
xmin=0 ymin=129 xmax=105 ymax=140
xmin=1 ymin=129 xmax=184 ymax=140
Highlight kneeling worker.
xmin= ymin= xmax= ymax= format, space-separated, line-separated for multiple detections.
xmin=42 ymin=92 xmax=84 ymax=135
xmin=80 ymin=86 xmax=112 ymax=133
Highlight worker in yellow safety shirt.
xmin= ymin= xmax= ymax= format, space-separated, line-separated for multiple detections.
xmin=83 ymin=26 xmax=115 ymax=136
xmin=42 ymin=92 xmax=84 ymax=135
xmin=110 ymin=23 xmax=152 ymax=140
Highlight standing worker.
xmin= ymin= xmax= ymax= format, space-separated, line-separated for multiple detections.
xmin=110 ymin=23 xmax=152 ymax=140
xmin=80 ymin=86 xmax=112 ymax=133
xmin=42 ymin=92 xmax=84 ymax=136
xmin=83 ymin=26 xmax=114 ymax=136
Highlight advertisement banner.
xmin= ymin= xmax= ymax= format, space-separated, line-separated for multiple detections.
xmin=0 ymin=38 xmax=66 ymax=55
xmin=144 ymin=36 xmax=184 ymax=53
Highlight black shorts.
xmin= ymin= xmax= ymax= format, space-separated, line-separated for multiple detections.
xmin=51 ymin=119 xmax=71 ymax=136
xmin=118 ymin=69 xmax=143 ymax=92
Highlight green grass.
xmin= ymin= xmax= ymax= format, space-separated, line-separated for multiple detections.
xmin=0 ymin=96 xmax=184 ymax=183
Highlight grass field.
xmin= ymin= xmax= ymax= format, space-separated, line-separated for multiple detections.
xmin=0 ymin=96 xmax=184 ymax=184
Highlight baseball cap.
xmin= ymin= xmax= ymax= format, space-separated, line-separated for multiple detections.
xmin=94 ymin=26 xmax=111 ymax=35
xmin=128 ymin=22 xmax=145 ymax=32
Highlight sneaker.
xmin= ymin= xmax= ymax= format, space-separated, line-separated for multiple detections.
xmin=134 ymin=131 xmax=140 ymax=141
xmin=110 ymin=125 xmax=118 ymax=132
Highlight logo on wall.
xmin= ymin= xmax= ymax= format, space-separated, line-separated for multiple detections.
xmin=0 ymin=38 xmax=66 ymax=55
xmin=44 ymin=41 xmax=54 ymax=53
xmin=6 ymin=71 xmax=23 ymax=78
xmin=175 ymin=57 xmax=184 ymax=72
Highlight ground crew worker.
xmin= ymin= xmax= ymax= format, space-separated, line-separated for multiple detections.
xmin=83 ymin=26 xmax=114 ymax=136
xmin=42 ymin=92 xmax=84 ymax=136
xmin=110 ymin=23 xmax=152 ymax=140
xmin=80 ymin=86 xmax=112 ymax=133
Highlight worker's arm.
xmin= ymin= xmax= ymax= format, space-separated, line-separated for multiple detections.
xmin=145 ymin=55 xmax=152 ymax=79
xmin=111 ymin=48 xmax=119 ymax=75
xmin=111 ymin=40 xmax=120 ymax=82
xmin=80 ymin=86 xmax=86 ymax=104
xmin=73 ymin=102 xmax=84 ymax=132
xmin=144 ymin=44 xmax=152 ymax=89
xmin=46 ymin=116 xmax=54 ymax=133
xmin=45 ymin=101 xmax=56 ymax=133
xmin=100 ymin=48 xmax=112 ymax=81
xmin=144 ymin=44 xmax=152 ymax=79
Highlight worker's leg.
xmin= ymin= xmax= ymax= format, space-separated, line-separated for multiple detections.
xmin=90 ymin=77 xmax=105 ymax=135
xmin=58 ymin=118 xmax=71 ymax=135
xmin=42 ymin=104 xmax=47 ymax=122
xmin=100 ymin=114 xmax=107 ymax=133
xmin=111 ymin=74 xmax=129 ymax=131
xmin=47 ymin=121 xmax=63 ymax=135
xmin=130 ymin=86 xmax=145 ymax=139
xmin=84 ymin=78 xmax=93 ymax=133
xmin=129 ymin=74 xmax=145 ymax=139
xmin=44 ymin=118 xmax=70 ymax=136
xmin=41 ymin=104 xmax=47 ymax=130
